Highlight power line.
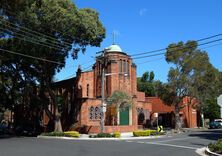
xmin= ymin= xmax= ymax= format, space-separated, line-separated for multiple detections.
xmin=2 ymin=8 xmax=73 ymax=42
xmin=56 ymin=63 xmax=95 ymax=81
xmin=201 ymin=42 xmax=222 ymax=50
xmin=0 ymin=22 xmax=68 ymax=49
xmin=130 ymin=33 xmax=222 ymax=57
xmin=136 ymin=41 xmax=222 ymax=65
xmin=0 ymin=27 xmax=67 ymax=50
xmin=136 ymin=57 xmax=165 ymax=65
xmin=0 ymin=17 xmax=72 ymax=47
xmin=132 ymin=37 xmax=222 ymax=60
xmin=0 ymin=47 xmax=95 ymax=72
xmin=0 ymin=19 xmax=70 ymax=49
xmin=133 ymin=52 xmax=165 ymax=60
xmin=0 ymin=48 xmax=65 ymax=65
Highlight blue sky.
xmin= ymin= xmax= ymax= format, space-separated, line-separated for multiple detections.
xmin=55 ymin=0 xmax=222 ymax=82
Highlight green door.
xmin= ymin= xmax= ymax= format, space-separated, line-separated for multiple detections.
xmin=120 ymin=107 xmax=129 ymax=125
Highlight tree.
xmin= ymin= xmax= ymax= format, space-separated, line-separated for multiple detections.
xmin=141 ymin=71 xmax=149 ymax=82
xmin=157 ymin=41 xmax=215 ymax=130
xmin=137 ymin=71 xmax=156 ymax=96
xmin=189 ymin=59 xmax=220 ymax=127
xmin=107 ymin=90 xmax=132 ymax=111
xmin=0 ymin=0 xmax=105 ymax=132
xmin=204 ymin=98 xmax=220 ymax=121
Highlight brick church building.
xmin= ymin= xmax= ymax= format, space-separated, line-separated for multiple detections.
xmin=44 ymin=44 xmax=197 ymax=133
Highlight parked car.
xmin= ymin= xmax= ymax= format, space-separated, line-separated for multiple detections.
xmin=209 ymin=120 xmax=222 ymax=129
xmin=0 ymin=123 xmax=9 ymax=135
xmin=15 ymin=125 xmax=36 ymax=136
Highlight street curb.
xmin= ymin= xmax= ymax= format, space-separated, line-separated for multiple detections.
xmin=205 ymin=147 xmax=222 ymax=156
xmin=37 ymin=135 xmax=165 ymax=141
xmin=195 ymin=147 xmax=208 ymax=156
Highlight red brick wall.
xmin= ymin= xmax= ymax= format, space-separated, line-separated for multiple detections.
xmin=80 ymin=99 xmax=101 ymax=126
xmin=147 ymin=97 xmax=197 ymax=128
xmin=104 ymin=52 xmax=136 ymax=97
xmin=147 ymin=97 xmax=174 ymax=113
xmin=137 ymin=92 xmax=145 ymax=102
xmin=78 ymin=71 xmax=94 ymax=98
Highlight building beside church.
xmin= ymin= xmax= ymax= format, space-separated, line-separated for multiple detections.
xmin=43 ymin=44 xmax=197 ymax=133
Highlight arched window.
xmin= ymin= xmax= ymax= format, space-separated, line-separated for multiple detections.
xmin=119 ymin=59 xmax=122 ymax=72
xmin=123 ymin=60 xmax=126 ymax=73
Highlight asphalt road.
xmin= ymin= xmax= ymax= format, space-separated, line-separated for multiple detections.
xmin=0 ymin=129 xmax=221 ymax=156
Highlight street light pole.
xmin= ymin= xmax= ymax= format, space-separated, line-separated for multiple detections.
xmin=101 ymin=65 xmax=105 ymax=133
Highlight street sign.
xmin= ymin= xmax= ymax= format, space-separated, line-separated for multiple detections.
xmin=102 ymin=106 xmax=106 ymax=113
xmin=217 ymin=95 xmax=222 ymax=106
xmin=100 ymin=105 xmax=107 ymax=113
xmin=158 ymin=126 xmax=164 ymax=132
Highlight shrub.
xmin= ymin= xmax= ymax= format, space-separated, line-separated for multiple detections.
xmin=64 ymin=131 xmax=80 ymax=138
xmin=96 ymin=133 xmax=113 ymax=138
xmin=41 ymin=132 xmax=66 ymax=137
xmin=113 ymin=132 xmax=121 ymax=138
xmin=41 ymin=131 xmax=80 ymax=138
xmin=90 ymin=133 xmax=114 ymax=138
xmin=133 ymin=130 xmax=157 ymax=137
xmin=208 ymin=139 xmax=222 ymax=154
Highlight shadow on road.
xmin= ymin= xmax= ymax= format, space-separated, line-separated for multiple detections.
xmin=188 ymin=129 xmax=222 ymax=141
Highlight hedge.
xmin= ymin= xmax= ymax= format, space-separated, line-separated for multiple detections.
xmin=133 ymin=130 xmax=157 ymax=137
xmin=64 ymin=131 xmax=80 ymax=138
xmin=41 ymin=131 xmax=80 ymax=138
xmin=89 ymin=132 xmax=121 ymax=138
xmin=113 ymin=132 xmax=121 ymax=138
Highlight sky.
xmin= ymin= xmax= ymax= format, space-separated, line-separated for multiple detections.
xmin=55 ymin=0 xmax=222 ymax=82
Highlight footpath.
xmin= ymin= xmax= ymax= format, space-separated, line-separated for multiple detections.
xmin=37 ymin=128 xmax=208 ymax=141
xmin=38 ymin=132 xmax=166 ymax=140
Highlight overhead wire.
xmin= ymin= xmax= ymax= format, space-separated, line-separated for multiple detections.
xmin=2 ymin=8 xmax=73 ymax=42
xmin=136 ymin=41 xmax=222 ymax=65
xmin=132 ymin=37 xmax=222 ymax=60
xmin=130 ymin=33 xmax=222 ymax=57
xmin=0 ymin=17 xmax=72 ymax=47
xmin=0 ymin=27 xmax=67 ymax=50
xmin=0 ymin=48 xmax=65 ymax=65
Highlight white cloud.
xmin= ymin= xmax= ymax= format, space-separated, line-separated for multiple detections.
xmin=139 ymin=8 xmax=147 ymax=16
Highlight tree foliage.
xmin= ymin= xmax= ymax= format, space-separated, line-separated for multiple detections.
xmin=107 ymin=90 xmax=132 ymax=110
xmin=157 ymin=40 xmax=220 ymax=130
xmin=204 ymin=98 xmax=220 ymax=121
xmin=0 ymin=0 xmax=105 ymax=132
xmin=137 ymin=71 xmax=156 ymax=96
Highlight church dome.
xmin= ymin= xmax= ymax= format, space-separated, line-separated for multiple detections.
xmin=105 ymin=44 xmax=123 ymax=52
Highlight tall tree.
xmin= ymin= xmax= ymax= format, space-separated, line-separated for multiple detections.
xmin=189 ymin=58 xmax=220 ymax=127
xmin=157 ymin=41 xmax=216 ymax=130
xmin=0 ymin=0 xmax=105 ymax=132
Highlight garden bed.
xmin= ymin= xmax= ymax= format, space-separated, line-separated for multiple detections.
xmin=208 ymin=139 xmax=222 ymax=155
xmin=41 ymin=131 xmax=80 ymax=138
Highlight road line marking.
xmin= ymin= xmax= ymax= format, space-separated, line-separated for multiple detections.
xmin=145 ymin=142 xmax=198 ymax=150
xmin=155 ymin=137 xmax=193 ymax=143
xmin=126 ymin=140 xmax=133 ymax=143
xmin=137 ymin=141 xmax=145 ymax=144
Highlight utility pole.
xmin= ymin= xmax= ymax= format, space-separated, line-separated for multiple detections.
xmin=98 ymin=50 xmax=106 ymax=133
xmin=101 ymin=65 xmax=105 ymax=133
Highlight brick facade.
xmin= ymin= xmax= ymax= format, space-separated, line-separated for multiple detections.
xmin=44 ymin=44 xmax=197 ymax=133
xmin=73 ymin=46 xmax=152 ymax=133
